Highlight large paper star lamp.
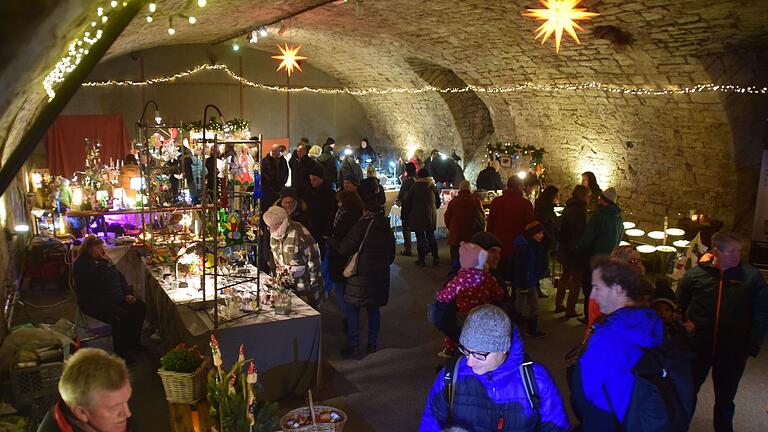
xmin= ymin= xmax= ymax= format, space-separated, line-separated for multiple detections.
xmin=272 ymin=43 xmax=307 ymax=76
xmin=523 ymin=0 xmax=599 ymax=53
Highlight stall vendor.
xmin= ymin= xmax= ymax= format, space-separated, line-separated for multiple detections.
xmin=73 ymin=235 xmax=146 ymax=364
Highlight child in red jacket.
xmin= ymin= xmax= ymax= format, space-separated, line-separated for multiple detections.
xmin=435 ymin=242 xmax=504 ymax=357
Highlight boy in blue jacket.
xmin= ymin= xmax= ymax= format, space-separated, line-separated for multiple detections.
xmin=421 ymin=304 xmax=569 ymax=431
xmin=513 ymin=221 xmax=547 ymax=337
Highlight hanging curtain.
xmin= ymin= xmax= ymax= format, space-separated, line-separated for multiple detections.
xmin=46 ymin=114 xmax=131 ymax=178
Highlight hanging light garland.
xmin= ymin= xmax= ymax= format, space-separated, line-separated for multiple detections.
xmin=80 ymin=63 xmax=768 ymax=96
xmin=43 ymin=0 xmax=132 ymax=100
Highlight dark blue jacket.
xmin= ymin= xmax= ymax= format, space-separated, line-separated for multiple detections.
xmin=512 ymin=235 xmax=545 ymax=290
xmin=572 ymin=307 xmax=663 ymax=428
xmin=73 ymin=254 xmax=131 ymax=310
xmin=421 ymin=328 xmax=569 ymax=431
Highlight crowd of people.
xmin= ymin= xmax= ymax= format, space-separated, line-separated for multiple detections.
xmin=63 ymin=139 xmax=768 ymax=431
xmin=419 ymin=162 xmax=768 ymax=432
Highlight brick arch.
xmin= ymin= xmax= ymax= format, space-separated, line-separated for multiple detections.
xmin=405 ymin=58 xmax=496 ymax=180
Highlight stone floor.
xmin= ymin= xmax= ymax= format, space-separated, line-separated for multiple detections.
xmin=8 ymin=240 xmax=768 ymax=431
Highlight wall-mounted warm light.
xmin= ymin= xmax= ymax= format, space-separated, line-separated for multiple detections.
xmin=516 ymin=171 xmax=527 ymax=180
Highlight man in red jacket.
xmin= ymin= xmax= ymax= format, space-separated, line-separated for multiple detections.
xmin=486 ymin=175 xmax=535 ymax=281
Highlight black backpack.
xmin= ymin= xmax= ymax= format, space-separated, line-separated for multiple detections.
xmin=603 ymin=345 xmax=695 ymax=432
xmin=443 ymin=355 xmax=541 ymax=427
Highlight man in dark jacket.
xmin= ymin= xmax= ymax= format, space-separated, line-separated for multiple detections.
xmin=486 ymin=175 xmax=535 ymax=281
xmin=289 ymin=143 xmax=317 ymax=199
xmin=421 ymin=304 xmax=569 ymax=431
xmin=74 ymin=236 xmax=145 ymax=363
xmin=475 ymin=160 xmax=504 ymax=191
xmin=316 ymin=138 xmax=339 ymax=189
xmin=677 ymin=231 xmax=768 ymax=431
xmin=571 ymin=258 xmax=665 ymax=431
xmin=260 ymin=144 xmax=289 ymax=209
xmin=329 ymin=178 xmax=395 ymax=358
xmin=573 ymin=187 xmax=623 ymax=303
xmin=405 ymin=169 xmax=442 ymax=266
xmin=38 ymin=348 xmax=134 ymax=432
xmin=305 ymin=165 xmax=337 ymax=257
xmin=396 ymin=162 xmax=417 ymax=256
xmin=555 ymin=185 xmax=590 ymax=317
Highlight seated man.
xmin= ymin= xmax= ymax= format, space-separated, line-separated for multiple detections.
xmin=38 ymin=348 xmax=134 ymax=432
xmin=421 ymin=304 xmax=569 ymax=431
xmin=74 ymin=235 xmax=146 ymax=363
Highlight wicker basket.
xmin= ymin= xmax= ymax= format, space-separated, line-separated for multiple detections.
xmin=157 ymin=357 xmax=211 ymax=404
xmin=280 ymin=405 xmax=347 ymax=432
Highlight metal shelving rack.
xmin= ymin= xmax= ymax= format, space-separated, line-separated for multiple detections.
xmin=198 ymin=105 xmax=263 ymax=327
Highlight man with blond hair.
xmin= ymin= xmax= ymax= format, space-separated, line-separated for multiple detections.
xmin=38 ymin=348 xmax=134 ymax=432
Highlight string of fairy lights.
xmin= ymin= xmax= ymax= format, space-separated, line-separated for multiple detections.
xmin=81 ymin=63 xmax=768 ymax=96
xmin=43 ymin=0 xmax=126 ymax=100
xmin=44 ymin=0 xmax=768 ymax=100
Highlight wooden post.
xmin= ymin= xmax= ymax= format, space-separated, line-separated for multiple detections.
xmin=286 ymin=74 xmax=291 ymax=142
xmin=239 ymin=57 xmax=244 ymax=118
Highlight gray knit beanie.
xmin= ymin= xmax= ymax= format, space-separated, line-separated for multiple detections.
xmin=459 ymin=304 xmax=511 ymax=353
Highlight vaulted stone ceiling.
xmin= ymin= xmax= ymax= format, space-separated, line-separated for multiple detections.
xmin=2 ymin=0 xmax=768 ymax=227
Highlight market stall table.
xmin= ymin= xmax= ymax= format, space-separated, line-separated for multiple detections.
xmin=144 ymin=264 xmax=321 ymax=400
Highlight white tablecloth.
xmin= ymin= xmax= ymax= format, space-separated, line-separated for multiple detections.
xmin=388 ymin=205 xmax=446 ymax=229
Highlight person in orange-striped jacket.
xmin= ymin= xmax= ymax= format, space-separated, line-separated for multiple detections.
xmin=677 ymin=231 xmax=768 ymax=432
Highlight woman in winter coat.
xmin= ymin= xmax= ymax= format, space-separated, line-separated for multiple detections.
xmin=405 ymin=169 xmax=441 ymax=266
xmin=263 ymin=206 xmax=325 ymax=309
xmin=554 ymin=184 xmax=590 ymax=318
xmin=534 ymin=185 xmax=560 ymax=284
xmin=329 ymin=178 xmax=395 ymax=358
xmin=396 ymin=162 xmax=417 ymax=256
xmin=338 ymin=151 xmax=364 ymax=186
xmin=581 ymin=171 xmax=602 ymax=219
xmin=356 ymin=138 xmax=378 ymax=170
xmin=444 ymin=180 xmax=485 ymax=267
xmin=327 ymin=190 xmax=364 ymax=325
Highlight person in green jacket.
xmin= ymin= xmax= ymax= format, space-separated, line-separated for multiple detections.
xmin=677 ymin=231 xmax=768 ymax=432
xmin=572 ymin=187 xmax=623 ymax=302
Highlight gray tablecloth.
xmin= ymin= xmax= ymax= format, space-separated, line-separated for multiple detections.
xmin=106 ymin=245 xmax=146 ymax=299
xmin=144 ymin=265 xmax=321 ymax=400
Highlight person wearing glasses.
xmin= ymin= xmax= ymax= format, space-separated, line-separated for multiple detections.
xmin=421 ymin=304 xmax=569 ymax=431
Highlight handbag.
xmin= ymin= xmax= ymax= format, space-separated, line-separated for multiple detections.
xmin=343 ymin=219 xmax=374 ymax=278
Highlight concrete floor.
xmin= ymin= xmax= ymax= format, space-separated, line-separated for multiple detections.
xmin=9 ymin=240 xmax=768 ymax=431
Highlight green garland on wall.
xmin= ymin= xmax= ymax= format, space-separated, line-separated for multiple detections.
xmin=486 ymin=142 xmax=546 ymax=166
xmin=181 ymin=118 xmax=251 ymax=134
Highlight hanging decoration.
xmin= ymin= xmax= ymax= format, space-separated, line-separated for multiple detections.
xmin=181 ymin=118 xmax=251 ymax=134
xmin=81 ymin=64 xmax=768 ymax=96
xmin=486 ymin=142 xmax=546 ymax=166
xmin=272 ymin=43 xmax=307 ymax=76
xmin=523 ymin=0 xmax=599 ymax=53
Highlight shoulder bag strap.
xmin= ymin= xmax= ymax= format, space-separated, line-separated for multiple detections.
xmin=519 ymin=356 xmax=541 ymax=428
xmin=443 ymin=356 xmax=461 ymax=424
xmin=356 ymin=219 xmax=375 ymax=254
xmin=602 ymin=383 xmax=625 ymax=432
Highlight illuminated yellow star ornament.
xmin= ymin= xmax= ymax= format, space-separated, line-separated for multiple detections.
xmin=272 ymin=43 xmax=307 ymax=76
xmin=523 ymin=0 xmax=599 ymax=53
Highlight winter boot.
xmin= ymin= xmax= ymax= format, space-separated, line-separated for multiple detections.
xmin=415 ymin=247 xmax=427 ymax=266
xmin=525 ymin=317 xmax=547 ymax=338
